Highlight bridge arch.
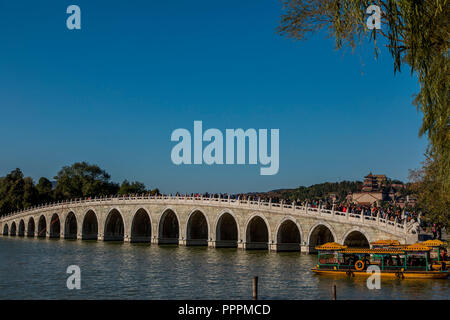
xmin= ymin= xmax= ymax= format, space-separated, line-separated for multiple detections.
xmin=307 ymin=222 xmax=336 ymax=253
xmin=186 ymin=209 xmax=210 ymax=246
xmin=131 ymin=208 xmax=152 ymax=243
xmin=245 ymin=213 xmax=270 ymax=250
xmin=104 ymin=208 xmax=125 ymax=241
xmin=49 ymin=213 xmax=61 ymax=238
xmin=18 ymin=219 xmax=25 ymax=237
xmin=275 ymin=217 xmax=302 ymax=251
xmin=342 ymin=228 xmax=370 ymax=248
xmin=82 ymin=209 xmax=98 ymax=240
xmin=27 ymin=218 xmax=35 ymax=237
xmin=10 ymin=222 xmax=17 ymax=236
xmin=64 ymin=212 xmax=78 ymax=239
xmin=37 ymin=215 xmax=47 ymax=238
xmin=3 ymin=224 xmax=8 ymax=236
xmin=214 ymin=210 xmax=239 ymax=248
xmin=158 ymin=208 xmax=180 ymax=244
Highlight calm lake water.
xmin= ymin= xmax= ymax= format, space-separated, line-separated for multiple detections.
xmin=0 ymin=237 xmax=448 ymax=300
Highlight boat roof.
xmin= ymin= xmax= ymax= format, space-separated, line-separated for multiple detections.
xmin=370 ymin=239 xmax=401 ymax=246
xmin=421 ymin=240 xmax=447 ymax=247
xmin=341 ymin=248 xmax=404 ymax=254
xmin=315 ymin=242 xmax=347 ymax=250
xmin=403 ymin=243 xmax=432 ymax=252
xmin=315 ymin=242 xmax=432 ymax=253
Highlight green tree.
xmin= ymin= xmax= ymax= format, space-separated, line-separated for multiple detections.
xmin=22 ymin=177 xmax=38 ymax=208
xmin=272 ymin=180 xmax=362 ymax=202
xmin=36 ymin=177 xmax=54 ymax=204
xmin=278 ymin=0 xmax=449 ymax=226
xmin=150 ymin=188 xmax=161 ymax=196
xmin=409 ymin=158 xmax=450 ymax=229
xmin=118 ymin=180 xmax=146 ymax=195
xmin=54 ymin=162 xmax=119 ymax=199
xmin=0 ymin=168 xmax=25 ymax=215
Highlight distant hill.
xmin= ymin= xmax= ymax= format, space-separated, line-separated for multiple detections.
xmin=245 ymin=181 xmax=363 ymax=202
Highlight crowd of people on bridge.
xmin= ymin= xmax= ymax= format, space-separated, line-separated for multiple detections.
xmin=146 ymin=191 xmax=444 ymax=240
xmin=76 ymin=191 xmax=445 ymax=240
xmin=171 ymin=192 xmax=420 ymax=225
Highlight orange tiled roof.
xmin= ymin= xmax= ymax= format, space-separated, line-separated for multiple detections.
xmin=315 ymin=242 xmax=347 ymax=250
xmin=404 ymin=243 xmax=432 ymax=252
xmin=370 ymin=239 xmax=401 ymax=246
xmin=421 ymin=240 xmax=447 ymax=247
xmin=342 ymin=248 xmax=404 ymax=255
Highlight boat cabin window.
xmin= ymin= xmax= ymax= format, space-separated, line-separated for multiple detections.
xmin=407 ymin=254 xmax=427 ymax=267
xmin=318 ymin=251 xmax=339 ymax=264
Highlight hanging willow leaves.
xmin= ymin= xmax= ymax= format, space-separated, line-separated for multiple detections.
xmin=278 ymin=0 xmax=449 ymax=227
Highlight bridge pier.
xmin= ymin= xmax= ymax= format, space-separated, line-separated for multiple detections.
xmin=301 ymin=244 xmax=310 ymax=254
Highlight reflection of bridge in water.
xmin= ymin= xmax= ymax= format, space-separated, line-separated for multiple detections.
xmin=0 ymin=195 xmax=419 ymax=252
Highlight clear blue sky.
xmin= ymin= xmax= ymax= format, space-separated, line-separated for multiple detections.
xmin=0 ymin=0 xmax=427 ymax=194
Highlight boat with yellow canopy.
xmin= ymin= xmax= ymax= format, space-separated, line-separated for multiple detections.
xmin=421 ymin=240 xmax=449 ymax=270
xmin=311 ymin=242 xmax=449 ymax=279
xmin=369 ymin=239 xmax=448 ymax=270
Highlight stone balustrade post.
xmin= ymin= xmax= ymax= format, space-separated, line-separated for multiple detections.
xmin=269 ymin=198 xmax=272 ymax=209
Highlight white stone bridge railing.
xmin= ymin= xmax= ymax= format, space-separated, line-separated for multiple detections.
xmin=0 ymin=194 xmax=413 ymax=235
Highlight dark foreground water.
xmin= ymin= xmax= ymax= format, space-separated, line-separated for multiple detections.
xmin=0 ymin=237 xmax=448 ymax=300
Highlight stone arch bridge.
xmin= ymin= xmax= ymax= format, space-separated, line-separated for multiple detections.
xmin=0 ymin=195 xmax=419 ymax=252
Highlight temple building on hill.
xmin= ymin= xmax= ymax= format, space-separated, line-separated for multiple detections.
xmin=349 ymin=173 xmax=393 ymax=206
xmin=361 ymin=173 xmax=386 ymax=192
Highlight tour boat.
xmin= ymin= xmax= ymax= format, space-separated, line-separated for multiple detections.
xmin=421 ymin=240 xmax=449 ymax=271
xmin=311 ymin=242 xmax=449 ymax=279
xmin=370 ymin=239 xmax=449 ymax=271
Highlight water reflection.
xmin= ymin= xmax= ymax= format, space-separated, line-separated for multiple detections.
xmin=0 ymin=237 xmax=448 ymax=300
